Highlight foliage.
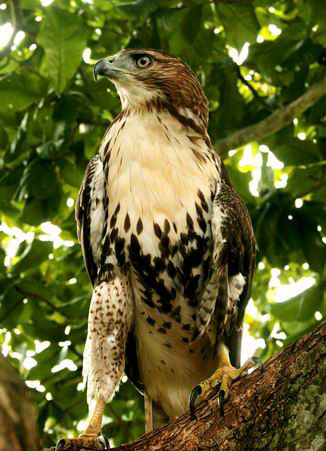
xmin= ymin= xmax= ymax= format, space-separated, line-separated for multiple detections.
xmin=0 ymin=0 xmax=325 ymax=447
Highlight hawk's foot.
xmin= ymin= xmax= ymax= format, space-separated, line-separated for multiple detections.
xmin=189 ymin=350 xmax=263 ymax=418
xmin=55 ymin=399 xmax=109 ymax=450
xmin=55 ymin=435 xmax=110 ymax=451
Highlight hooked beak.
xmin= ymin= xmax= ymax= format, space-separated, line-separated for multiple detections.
xmin=93 ymin=59 xmax=116 ymax=81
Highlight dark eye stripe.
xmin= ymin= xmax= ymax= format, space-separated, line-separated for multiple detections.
xmin=132 ymin=53 xmax=149 ymax=60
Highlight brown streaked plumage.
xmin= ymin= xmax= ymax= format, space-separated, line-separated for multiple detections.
xmin=56 ymin=48 xmax=256 ymax=450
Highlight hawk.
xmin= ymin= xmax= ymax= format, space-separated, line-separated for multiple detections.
xmin=56 ymin=49 xmax=257 ymax=450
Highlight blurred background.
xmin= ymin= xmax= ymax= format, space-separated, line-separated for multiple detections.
xmin=0 ymin=0 xmax=325 ymax=447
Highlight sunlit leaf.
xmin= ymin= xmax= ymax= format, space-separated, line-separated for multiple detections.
xmin=37 ymin=8 xmax=87 ymax=93
xmin=216 ymin=3 xmax=259 ymax=49
xmin=11 ymin=239 xmax=53 ymax=274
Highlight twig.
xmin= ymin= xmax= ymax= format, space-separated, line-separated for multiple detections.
xmin=15 ymin=286 xmax=70 ymax=318
xmin=293 ymin=179 xmax=326 ymax=200
xmin=214 ymin=72 xmax=326 ymax=156
xmin=234 ymin=64 xmax=274 ymax=112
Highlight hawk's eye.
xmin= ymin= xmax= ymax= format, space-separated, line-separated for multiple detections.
xmin=136 ymin=55 xmax=151 ymax=68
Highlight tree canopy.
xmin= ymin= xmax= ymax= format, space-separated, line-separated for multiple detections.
xmin=0 ymin=0 xmax=325 ymax=448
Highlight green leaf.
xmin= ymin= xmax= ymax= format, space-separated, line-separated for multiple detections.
xmin=4 ymin=113 xmax=29 ymax=163
xmin=270 ymin=284 xmax=322 ymax=322
xmin=248 ymin=39 xmax=302 ymax=75
xmin=272 ymin=138 xmax=320 ymax=165
xmin=284 ymin=39 xmax=323 ymax=69
xmin=254 ymin=198 xmax=289 ymax=267
xmin=182 ymin=5 xmax=203 ymax=42
xmin=300 ymin=230 xmax=326 ymax=273
xmin=18 ymin=277 xmax=55 ymax=304
xmin=320 ymin=291 xmax=326 ymax=317
xmin=226 ymin=166 xmax=254 ymax=205
xmin=209 ymin=63 xmax=245 ymax=135
xmin=216 ymin=3 xmax=259 ymax=49
xmin=19 ymin=198 xmax=48 ymax=226
xmin=52 ymin=94 xmax=93 ymax=122
xmin=24 ymin=315 xmax=66 ymax=341
xmin=295 ymin=206 xmax=326 ymax=272
xmin=0 ymin=286 xmax=24 ymax=328
xmin=297 ymin=284 xmax=323 ymax=321
xmin=60 ymin=159 xmax=83 ymax=188
xmin=18 ymin=159 xmax=57 ymax=200
xmin=118 ymin=0 xmax=173 ymax=18
xmin=282 ymin=317 xmax=318 ymax=343
xmin=0 ymin=122 xmax=8 ymax=148
xmin=306 ymin=97 xmax=326 ymax=124
xmin=286 ymin=166 xmax=323 ymax=198
xmin=36 ymin=140 xmax=65 ymax=160
xmin=0 ymin=74 xmax=47 ymax=113
xmin=11 ymin=239 xmax=53 ymax=274
xmin=37 ymin=8 xmax=87 ymax=93
xmin=0 ymin=167 xmax=23 ymax=216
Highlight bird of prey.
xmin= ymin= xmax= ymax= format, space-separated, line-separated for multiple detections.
xmin=56 ymin=48 xmax=257 ymax=451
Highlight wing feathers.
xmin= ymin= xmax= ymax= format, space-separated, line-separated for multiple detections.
xmin=75 ymin=155 xmax=106 ymax=285
xmin=197 ymin=175 xmax=256 ymax=365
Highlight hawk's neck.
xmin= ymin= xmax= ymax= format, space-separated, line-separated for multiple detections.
xmin=100 ymin=105 xmax=216 ymax=170
xmin=99 ymin=107 xmax=221 ymax=221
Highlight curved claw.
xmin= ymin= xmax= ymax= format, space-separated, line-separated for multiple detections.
xmin=218 ymin=390 xmax=225 ymax=417
xmin=99 ymin=435 xmax=110 ymax=450
xmin=189 ymin=384 xmax=202 ymax=419
xmin=55 ymin=436 xmax=109 ymax=451
xmin=252 ymin=356 xmax=264 ymax=373
xmin=55 ymin=439 xmax=66 ymax=451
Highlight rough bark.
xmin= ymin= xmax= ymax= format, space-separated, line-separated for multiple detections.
xmin=0 ymin=354 xmax=39 ymax=451
xmin=111 ymin=321 xmax=326 ymax=451
xmin=214 ymin=75 xmax=326 ymax=157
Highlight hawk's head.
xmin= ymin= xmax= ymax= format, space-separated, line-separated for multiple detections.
xmin=94 ymin=48 xmax=208 ymax=132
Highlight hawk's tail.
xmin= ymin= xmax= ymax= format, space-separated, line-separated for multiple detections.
xmin=144 ymin=392 xmax=170 ymax=433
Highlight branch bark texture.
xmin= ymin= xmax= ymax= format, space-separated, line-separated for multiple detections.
xmin=112 ymin=321 xmax=326 ymax=451
xmin=214 ymin=75 xmax=326 ymax=155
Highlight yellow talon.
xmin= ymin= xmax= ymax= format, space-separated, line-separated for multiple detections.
xmin=189 ymin=344 xmax=263 ymax=418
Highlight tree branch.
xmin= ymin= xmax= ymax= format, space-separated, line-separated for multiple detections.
xmin=15 ymin=286 xmax=70 ymax=318
xmin=214 ymin=74 xmax=326 ymax=155
xmin=110 ymin=321 xmax=326 ymax=450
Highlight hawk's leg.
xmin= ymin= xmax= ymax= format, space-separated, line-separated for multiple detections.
xmin=189 ymin=344 xmax=262 ymax=418
xmin=56 ymin=277 xmax=133 ymax=450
